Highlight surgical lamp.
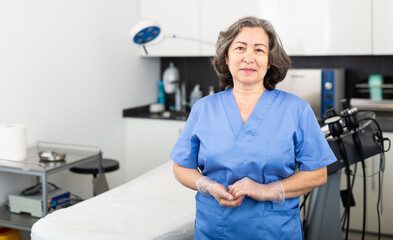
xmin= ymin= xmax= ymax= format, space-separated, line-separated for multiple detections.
xmin=129 ymin=19 xmax=214 ymax=55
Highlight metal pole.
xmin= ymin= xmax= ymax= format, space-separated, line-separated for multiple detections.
xmin=42 ymin=174 xmax=47 ymax=216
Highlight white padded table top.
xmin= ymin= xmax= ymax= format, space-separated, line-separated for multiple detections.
xmin=31 ymin=161 xmax=196 ymax=240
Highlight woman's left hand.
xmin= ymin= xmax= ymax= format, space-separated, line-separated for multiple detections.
xmin=228 ymin=177 xmax=265 ymax=201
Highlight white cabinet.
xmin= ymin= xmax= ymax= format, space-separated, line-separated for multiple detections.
xmin=199 ymin=0 xmax=280 ymax=56
xmin=201 ymin=0 xmax=373 ymax=56
xmin=343 ymin=132 xmax=393 ymax=235
xmin=140 ymin=0 xmax=200 ymax=56
xmin=278 ymin=0 xmax=372 ymax=56
xmin=124 ymin=118 xmax=185 ymax=181
xmin=373 ymin=0 xmax=393 ymax=55
xmin=139 ymin=0 xmax=390 ymax=56
xmin=139 ymin=0 xmax=279 ymax=56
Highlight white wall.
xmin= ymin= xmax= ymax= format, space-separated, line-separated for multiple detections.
xmin=0 ymin=0 xmax=160 ymax=201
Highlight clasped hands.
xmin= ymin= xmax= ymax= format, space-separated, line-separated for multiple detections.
xmin=196 ymin=176 xmax=285 ymax=207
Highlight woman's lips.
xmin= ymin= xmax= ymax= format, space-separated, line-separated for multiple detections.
xmin=240 ymin=68 xmax=256 ymax=73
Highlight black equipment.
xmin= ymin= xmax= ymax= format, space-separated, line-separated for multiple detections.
xmin=305 ymin=99 xmax=390 ymax=240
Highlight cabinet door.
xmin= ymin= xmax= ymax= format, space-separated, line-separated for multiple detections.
xmin=280 ymin=0 xmax=372 ymax=56
xmin=124 ymin=118 xmax=185 ymax=181
xmin=140 ymin=0 xmax=200 ymax=56
xmin=200 ymin=0 xmax=280 ymax=56
xmin=373 ymin=0 xmax=393 ymax=54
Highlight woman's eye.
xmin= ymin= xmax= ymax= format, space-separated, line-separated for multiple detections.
xmin=256 ymin=49 xmax=265 ymax=53
xmin=235 ymin=46 xmax=245 ymax=51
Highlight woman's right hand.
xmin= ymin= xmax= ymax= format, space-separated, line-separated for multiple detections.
xmin=209 ymin=182 xmax=244 ymax=207
xmin=196 ymin=176 xmax=243 ymax=207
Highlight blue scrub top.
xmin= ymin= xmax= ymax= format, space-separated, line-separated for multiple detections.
xmin=170 ymin=89 xmax=336 ymax=240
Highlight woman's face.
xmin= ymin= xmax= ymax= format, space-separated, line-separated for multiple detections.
xmin=225 ymin=27 xmax=270 ymax=88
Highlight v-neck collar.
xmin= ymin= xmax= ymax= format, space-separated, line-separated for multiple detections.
xmin=221 ymin=88 xmax=278 ymax=141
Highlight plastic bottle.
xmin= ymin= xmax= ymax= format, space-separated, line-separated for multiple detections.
xmin=175 ymin=88 xmax=181 ymax=111
xmin=208 ymin=86 xmax=215 ymax=95
xmin=157 ymin=81 xmax=166 ymax=105
xmin=162 ymin=62 xmax=179 ymax=94
xmin=190 ymin=84 xmax=202 ymax=108
xmin=368 ymin=74 xmax=383 ymax=100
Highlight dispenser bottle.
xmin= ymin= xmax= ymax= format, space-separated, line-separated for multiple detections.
xmin=163 ymin=62 xmax=179 ymax=94
xmin=190 ymin=84 xmax=202 ymax=108
xmin=157 ymin=81 xmax=166 ymax=105
xmin=208 ymin=86 xmax=215 ymax=95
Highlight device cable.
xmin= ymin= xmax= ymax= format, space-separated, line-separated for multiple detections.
xmin=300 ymin=192 xmax=310 ymax=236
xmin=360 ymin=117 xmax=390 ymax=240
xmin=340 ymin=99 xmax=369 ymax=240
xmin=339 ymin=139 xmax=352 ymax=240
xmin=352 ymin=132 xmax=367 ymax=240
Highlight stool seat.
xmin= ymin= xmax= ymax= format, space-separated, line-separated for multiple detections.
xmin=70 ymin=158 xmax=120 ymax=178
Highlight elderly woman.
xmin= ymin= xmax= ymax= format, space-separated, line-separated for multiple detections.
xmin=170 ymin=16 xmax=336 ymax=239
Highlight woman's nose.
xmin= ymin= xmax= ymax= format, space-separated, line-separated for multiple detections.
xmin=242 ymin=50 xmax=255 ymax=63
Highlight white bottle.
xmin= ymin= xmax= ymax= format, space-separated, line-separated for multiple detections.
xmin=163 ymin=62 xmax=179 ymax=94
xmin=208 ymin=86 xmax=215 ymax=95
xmin=175 ymin=88 xmax=181 ymax=111
xmin=190 ymin=84 xmax=202 ymax=108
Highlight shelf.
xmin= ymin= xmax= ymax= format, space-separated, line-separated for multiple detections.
xmin=0 ymin=204 xmax=39 ymax=231
xmin=355 ymin=83 xmax=393 ymax=88
xmin=0 ymin=142 xmax=101 ymax=175
xmin=350 ymin=98 xmax=393 ymax=112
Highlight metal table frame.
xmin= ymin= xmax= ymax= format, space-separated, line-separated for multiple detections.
xmin=0 ymin=141 xmax=102 ymax=231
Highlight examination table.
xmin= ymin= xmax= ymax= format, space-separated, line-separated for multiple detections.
xmin=31 ymin=161 xmax=196 ymax=240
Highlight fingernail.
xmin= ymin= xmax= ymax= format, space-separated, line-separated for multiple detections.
xmin=227 ymin=196 xmax=233 ymax=201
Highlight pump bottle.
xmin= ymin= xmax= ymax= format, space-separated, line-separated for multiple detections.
xmin=190 ymin=84 xmax=202 ymax=108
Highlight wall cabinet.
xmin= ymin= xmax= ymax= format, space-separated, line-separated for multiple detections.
xmin=278 ymin=0 xmax=372 ymax=56
xmin=199 ymin=0 xmax=279 ymax=56
xmin=140 ymin=0 xmax=200 ymax=56
xmin=201 ymin=0 xmax=372 ymax=56
xmin=139 ymin=0 xmax=390 ymax=56
xmin=124 ymin=118 xmax=185 ymax=181
xmin=373 ymin=0 xmax=393 ymax=55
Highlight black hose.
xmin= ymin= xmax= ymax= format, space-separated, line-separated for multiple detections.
xmin=301 ymin=192 xmax=309 ymax=236
xmin=359 ymin=117 xmax=390 ymax=240
xmin=300 ymin=192 xmax=310 ymax=210
xmin=377 ymin=170 xmax=382 ymax=240
xmin=351 ymin=163 xmax=357 ymax=189
xmin=352 ymin=132 xmax=366 ymax=240
xmin=337 ymin=139 xmax=351 ymax=240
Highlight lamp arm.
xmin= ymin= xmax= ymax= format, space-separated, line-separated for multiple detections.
xmin=165 ymin=34 xmax=215 ymax=46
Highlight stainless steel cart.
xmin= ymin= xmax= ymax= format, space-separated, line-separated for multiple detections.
xmin=0 ymin=141 xmax=102 ymax=231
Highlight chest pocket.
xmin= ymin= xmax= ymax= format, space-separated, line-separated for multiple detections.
xmin=265 ymin=140 xmax=296 ymax=181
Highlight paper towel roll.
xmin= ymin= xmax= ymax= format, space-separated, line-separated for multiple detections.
xmin=0 ymin=123 xmax=27 ymax=161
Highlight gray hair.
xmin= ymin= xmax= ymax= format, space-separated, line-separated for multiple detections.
xmin=212 ymin=16 xmax=291 ymax=90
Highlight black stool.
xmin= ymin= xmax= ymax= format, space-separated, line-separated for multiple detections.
xmin=70 ymin=158 xmax=120 ymax=195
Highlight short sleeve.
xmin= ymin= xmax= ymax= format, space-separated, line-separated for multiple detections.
xmin=169 ymin=107 xmax=200 ymax=169
xmin=295 ymin=104 xmax=336 ymax=171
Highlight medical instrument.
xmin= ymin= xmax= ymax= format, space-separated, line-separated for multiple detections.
xmin=276 ymin=68 xmax=345 ymax=120
xmin=38 ymin=151 xmax=66 ymax=162
xmin=304 ymin=100 xmax=390 ymax=240
xmin=9 ymin=184 xmax=71 ymax=218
